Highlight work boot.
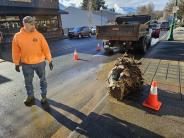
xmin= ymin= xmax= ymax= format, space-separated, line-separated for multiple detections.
xmin=24 ymin=96 xmax=35 ymax=105
xmin=41 ymin=95 xmax=47 ymax=104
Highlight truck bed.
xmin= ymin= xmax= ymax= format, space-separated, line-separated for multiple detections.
xmin=96 ymin=24 xmax=148 ymax=41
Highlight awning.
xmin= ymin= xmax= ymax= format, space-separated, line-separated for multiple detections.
xmin=0 ymin=6 xmax=68 ymax=15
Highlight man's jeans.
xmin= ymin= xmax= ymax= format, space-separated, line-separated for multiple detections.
xmin=22 ymin=61 xmax=47 ymax=97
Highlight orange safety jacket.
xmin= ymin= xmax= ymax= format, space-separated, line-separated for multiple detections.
xmin=12 ymin=28 xmax=52 ymax=65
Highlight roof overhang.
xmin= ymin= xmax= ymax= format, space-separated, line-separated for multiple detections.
xmin=0 ymin=6 xmax=68 ymax=15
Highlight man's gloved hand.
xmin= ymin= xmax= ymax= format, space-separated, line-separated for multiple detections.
xmin=49 ymin=61 xmax=53 ymax=71
xmin=15 ymin=65 xmax=20 ymax=72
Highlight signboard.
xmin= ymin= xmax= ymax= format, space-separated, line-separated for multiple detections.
xmin=9 ymin=0 xmax=32 ymax=2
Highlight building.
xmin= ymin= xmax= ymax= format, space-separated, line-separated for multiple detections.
xmin=0 ymin=0 xmax=67 ymax=43
xmin=61 ymin=7 xmax=108 ymax=34
xmin=93 ymin=9 xmax=122 ymax=24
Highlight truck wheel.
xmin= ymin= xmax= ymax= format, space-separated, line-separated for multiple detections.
xmin=104 ymin=48 xmax=113 ymax=55
xmin=139 ymin=37 xmax=147 ymax=54
xmin=119 ymin=48 xmax=126 ymax=54
xmin=147 ymin=38 xmax=151 ymax=48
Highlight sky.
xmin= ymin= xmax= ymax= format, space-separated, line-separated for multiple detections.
xmin=59 ymin=0 xmax=169 ymax=13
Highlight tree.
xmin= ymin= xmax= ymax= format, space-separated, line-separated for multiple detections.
xmin=137 ymin=3 xmax=154 ymax=16
xmin=153 ymin=10 xmax=164 ymax=20
xmin=164 ymin=0 xmax=184 ymax=20
xmin=137 ymin=5 xmax=147 ymax=15
xmin=177 ymin=0 xmax=184 ymax=20
xmin=109 ymin=8 xmax=115 ymax=12
xmin=81 ymin=0 xmax=89 ymax=10
xmin=92 ymin=0 xmax=107 ymax=11
xmin=81 ymin=0 xmax=107 ymax=11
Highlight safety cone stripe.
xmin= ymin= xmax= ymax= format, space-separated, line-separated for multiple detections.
xmin=150 ymin=87 xmax=157 ymax=95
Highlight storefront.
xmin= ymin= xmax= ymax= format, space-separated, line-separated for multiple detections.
xmin=0 ymin=0 xmax=67 ymax=43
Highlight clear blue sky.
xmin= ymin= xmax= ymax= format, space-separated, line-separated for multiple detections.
xmin=59 ymin=0 xmax=169 ymax=12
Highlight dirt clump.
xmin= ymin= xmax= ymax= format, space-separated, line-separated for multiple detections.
xmin=108 ymin=53 xmax=143 ymax=101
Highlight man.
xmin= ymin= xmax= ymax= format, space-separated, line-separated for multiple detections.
xmin=12 ymin=16 xmax=53 ymax=105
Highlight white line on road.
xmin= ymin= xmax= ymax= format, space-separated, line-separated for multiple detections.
xmin=93 ymin=54 xmax=105 ymax=57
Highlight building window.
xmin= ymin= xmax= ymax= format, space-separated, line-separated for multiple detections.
xmin=34 ymin=16 xmax=59 ymax=33
xmin=0 ymin=16 xmax=21 ymax=40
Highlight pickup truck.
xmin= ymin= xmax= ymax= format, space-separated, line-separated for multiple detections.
xmin=96 ymin=15 xmax=153 ymax=54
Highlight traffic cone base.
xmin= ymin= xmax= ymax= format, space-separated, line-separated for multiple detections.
xmin=142 ymin=81 xmax=162 ymax=111
xmin=96 ymin=44 xmax=101 ymax=51
xmin=143 ymin=95 xmax=162 ymax=111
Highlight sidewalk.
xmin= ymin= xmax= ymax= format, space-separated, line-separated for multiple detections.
xmin=69 ymin=31 xmax=184 ymax=138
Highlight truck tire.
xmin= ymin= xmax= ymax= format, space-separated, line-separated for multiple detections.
xmin=139 ymin=37 xmax=147 ymax=54
xmin=104 ymin=48 xmax=113 ymax=55
xmin=147 ymin=38 xmax=151 ymax=48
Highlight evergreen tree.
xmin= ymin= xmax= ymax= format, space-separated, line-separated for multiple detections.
xmin=81 ymin=0 xmax=89 ymax=10
xmin=81 ymin=0 xmax=107 ymax=11
xmin=93 ymin=0 xmax=107 ymax=11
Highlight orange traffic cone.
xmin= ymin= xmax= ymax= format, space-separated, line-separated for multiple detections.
xmin=73 ymin=49 xmax=79 ymax=61
xmin=96 ymin=43 xmax=101 ymax=51
xmin=142 ymin=81 xmax=162 ymax=111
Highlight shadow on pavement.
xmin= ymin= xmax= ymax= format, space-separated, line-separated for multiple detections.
xmin=33 ymin=98 xmax=164 ymax=138
xmin=123 ymin=84 xmax=184 ymax=118
xmin=0 ymin=75 xmax=11 ymax=85
xmin=144 ymin=40 xmax=184 ymax=61
xmin=35 ymin=98 xmax=86 ymax=131
xmin=47 ymin=99 xmax=86 ymax=120
xmin=72 ymin=112 xmax=164 ymax=138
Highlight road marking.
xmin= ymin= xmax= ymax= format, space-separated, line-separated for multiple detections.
xmin=93 ymin=54 xmax=105 ymax=57
xmin=63 ymin=45 xmax=72 ymax=50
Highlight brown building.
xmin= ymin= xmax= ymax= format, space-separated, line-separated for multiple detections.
xmin=0 ymin=0 xmax=67 ymax=43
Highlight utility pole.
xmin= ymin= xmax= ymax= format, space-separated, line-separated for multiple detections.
xmin=167 ymin=0 xmax=178 ymax=41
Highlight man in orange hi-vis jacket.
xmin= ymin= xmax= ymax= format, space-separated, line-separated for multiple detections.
xmin=12 ymin=16 xmax=53 ymax=105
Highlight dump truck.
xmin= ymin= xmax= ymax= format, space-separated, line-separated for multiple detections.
xmin=96 ymin=15 xmax=152 ymax=54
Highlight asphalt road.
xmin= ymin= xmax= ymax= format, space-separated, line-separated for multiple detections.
xmin=0 ymin=32 xmax=166 ymax=138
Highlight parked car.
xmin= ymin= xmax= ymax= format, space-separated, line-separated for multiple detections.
xmin=68 ymin=26 xmax=92 ymax=39
xmin=150 ymin=24 xmax=160 ymax=38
